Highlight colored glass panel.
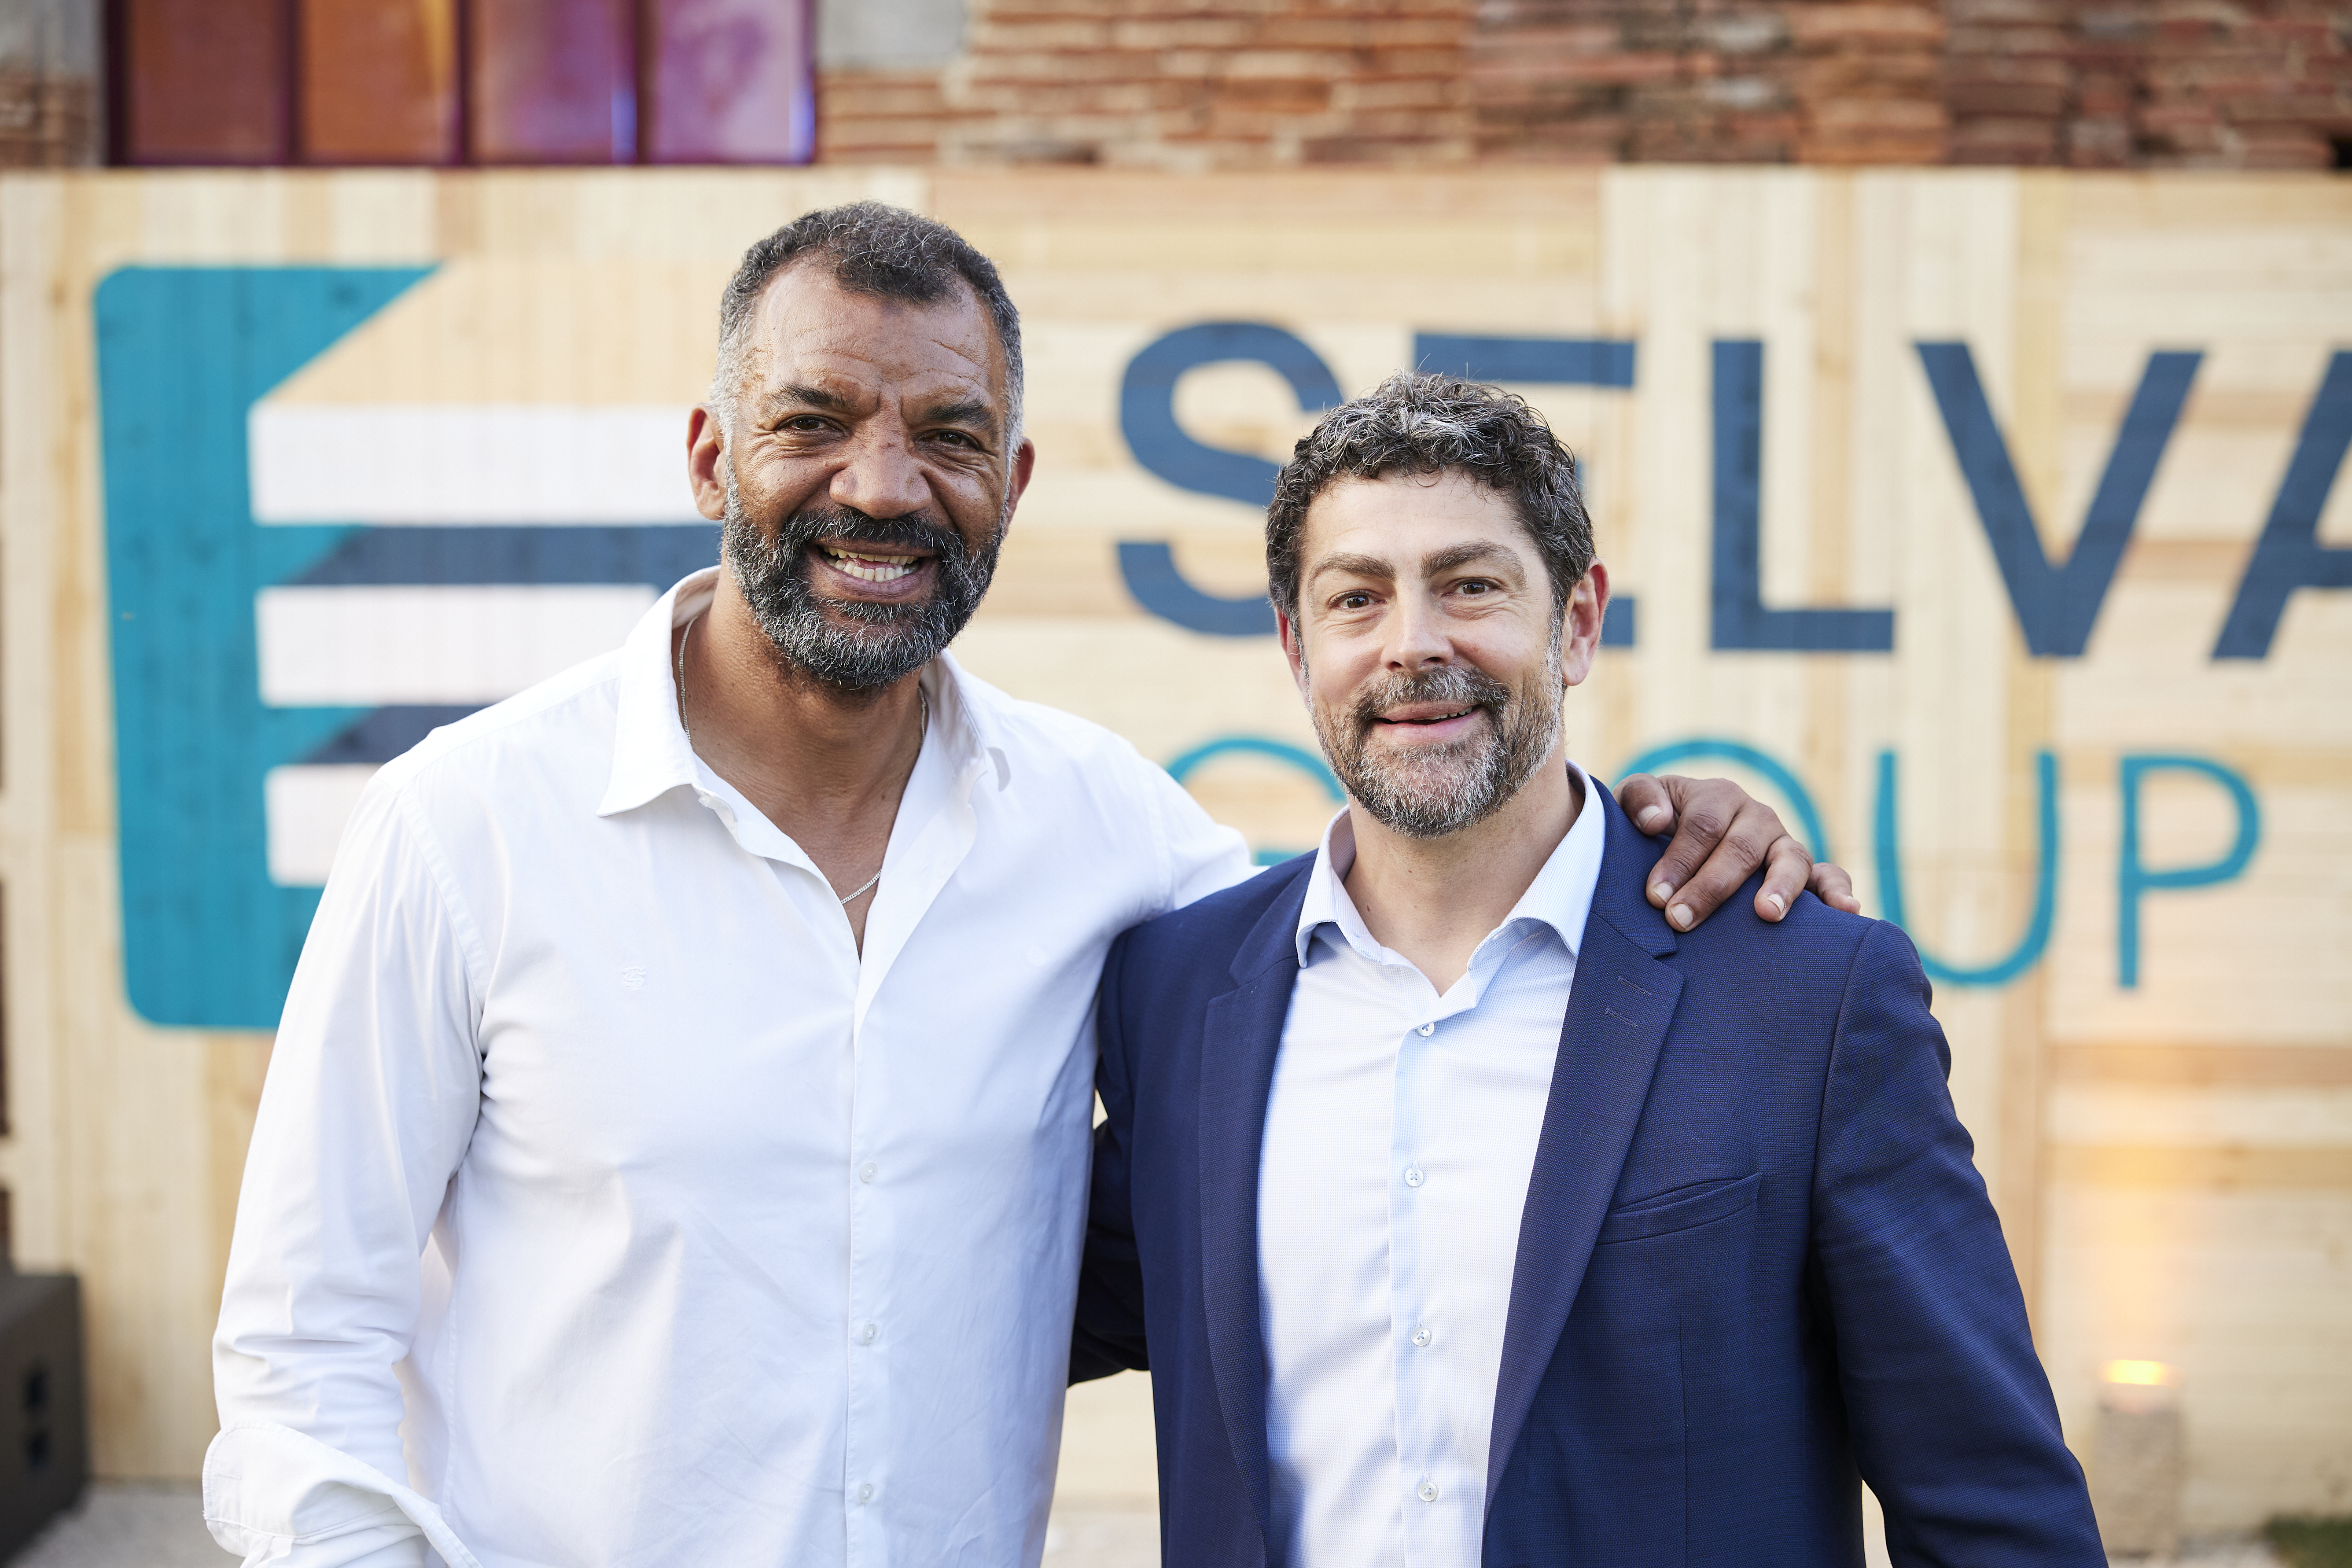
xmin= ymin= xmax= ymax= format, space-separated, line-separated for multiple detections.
xmin=469 ymin=0 xmax=638 ymax=165
xmin=115 ymin=0 xmax=289 ymax=165
xmin=644 ymin=0 xmax=814 ymax=165
xmin=297 ymin=0 xmax=459 ymax=165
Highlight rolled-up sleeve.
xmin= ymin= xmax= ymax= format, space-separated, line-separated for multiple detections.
xmin=207 ymin=772 xmax=487 ymax=1568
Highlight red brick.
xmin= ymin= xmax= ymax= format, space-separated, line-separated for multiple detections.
xmin=2234 ymin=128 xmax=2334 ymax=164
xmin=1784 ymin=3 xmax=1945 ymax=48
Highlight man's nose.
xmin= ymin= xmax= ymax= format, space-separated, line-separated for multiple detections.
xmin=828 ymin=425 xmax=931 ymax=519
xmin=1384 ymin=589 xmax=1452 ymax=670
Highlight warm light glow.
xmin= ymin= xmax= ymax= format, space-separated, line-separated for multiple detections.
xmin=2102 ymin=1359 xmax=2177 ymax=1387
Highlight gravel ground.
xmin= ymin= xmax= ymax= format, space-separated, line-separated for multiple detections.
xmin=0 ymin=1483 xmax=2289 ymax=1567
xmin=11 ymin=1486 xmax=223 ymax=1568
xmin=4 ymin=1485 xmax=1168 ymax=1567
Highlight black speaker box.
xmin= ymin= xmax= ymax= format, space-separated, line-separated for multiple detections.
xmin=0 ymin=1273 xmax=85 ymax=1559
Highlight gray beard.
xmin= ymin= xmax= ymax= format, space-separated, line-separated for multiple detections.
xmin=1311 ymin=649 xmax=1563 ymax=839
xmin=721 ymin=471 xmax=1002 ymax=694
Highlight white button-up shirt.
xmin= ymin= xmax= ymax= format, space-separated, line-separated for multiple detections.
xmin=207 ymin=570 xmax=1251 ymax=1568
xmin=1257 ymin=767 xmax=1604 ymax=1568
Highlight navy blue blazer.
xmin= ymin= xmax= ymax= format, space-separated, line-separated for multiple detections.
xmin=1074 ymin=783 xmax=2103 ymax=1567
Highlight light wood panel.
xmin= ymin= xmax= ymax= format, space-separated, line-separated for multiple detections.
xmin=0 ymin=169 xmax=2342 ymax=1536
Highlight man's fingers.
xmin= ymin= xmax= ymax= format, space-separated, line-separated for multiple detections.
xmin=1809 ymin=859 xmax=1862 ymax=914
xmin=1755 ymin=834 xmax=1812 ymax=922
xmin=1613 ymin=772 xmax=1677 ymax=837
xmin=1645 ymin=780 xmax=1777 ymax=929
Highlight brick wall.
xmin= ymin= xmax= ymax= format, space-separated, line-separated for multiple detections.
xmin=821 ymin=0 xmax=2352 ymax=170
xmin=1946 ymin=0 xmax=2348 ymax=169
xmin=942 ymin=1 xmax=1475 ymax=169
xmin=820 ymin=69 xmax=963 ymax=163
xmin=1471 ymin=0 xmax=1947 ymax=163
xmin=0 ymin=0 xmax=99 ymax=167
xmin=0 ymin=73 xmax=96 ymax=167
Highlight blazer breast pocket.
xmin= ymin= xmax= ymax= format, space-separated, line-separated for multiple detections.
xmin=1595 ymin=1170 xmax=1763 ymax=1245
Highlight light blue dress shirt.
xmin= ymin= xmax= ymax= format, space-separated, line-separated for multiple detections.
xmin=1257 ymin=762 xmax=1606 ymax=1568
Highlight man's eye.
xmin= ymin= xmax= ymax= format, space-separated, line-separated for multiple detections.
xmin=1336 ymin=592 xmax=1372 ymax=611
xmin=781 ymin=416 xmax=832 ymax=433
xmin=932 ymin=430 xmax=979 ymax=448
xmin=1457 ymin=579 xmax=1492 ymax=595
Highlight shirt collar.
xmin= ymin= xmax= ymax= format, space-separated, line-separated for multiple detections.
xmin=598 ymin=567 xmax=1005 ymax=820
xmin=1292 ymin=758 xmax=1608 ymax=968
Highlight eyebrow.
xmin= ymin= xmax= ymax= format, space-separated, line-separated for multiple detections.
xmin=1307 ymin=549 xmax=1397 ymax=586
xmin=1307 ymin=540 xmax=1522 ymax=586
xmin=915 ymin=398 xmax=998 ymax=437
xmin=769 ymin=383 xmax=858 ymax=415
xmin=1422 ymin=541 xmax=1520 ymax=576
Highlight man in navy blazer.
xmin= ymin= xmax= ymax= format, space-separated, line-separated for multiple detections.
xmin=1073 ymin=372 xmax=2104 ymax=1566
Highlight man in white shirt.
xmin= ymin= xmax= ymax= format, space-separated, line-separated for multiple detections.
xmin=207 ymin=203 xmax=1848 ymax=1568
xmin=1074 ymin=371 xmax=2101 ymax=1566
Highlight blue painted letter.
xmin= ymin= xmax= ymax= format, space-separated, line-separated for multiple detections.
xmin=1412 ymin=334 xmax=1636 ymax=389
xmin=1916 ymin=342 xmax=2200 ymax=658
xmin=1117 ymin=323 xmax=1343 ymax=637
xmin=2213 ymin=351 xmax=2352 ymax=659
xmin=1874 ymin=749 xmax=2059 ymax=988
xmin=2117 ymin=755 xmax=2260 ymax=989
xmin=1712 ymin=341 xmax=1896 ymax=652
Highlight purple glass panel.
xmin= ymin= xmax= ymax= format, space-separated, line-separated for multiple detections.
xmin=470 ymin=0 xmax=638 ymax=165
xmin=644 ymin=0 xmax=814 ymax=165
xmin=116 ymin=0 xmax=290 ymax=165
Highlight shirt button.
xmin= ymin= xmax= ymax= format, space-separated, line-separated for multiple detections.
xmin=1418 ymin=1480 xmax=1439 ymax=1503
xmin=860 ymin=1322 xmax=878 ymax=1344
xmin=1417 ymin=1023 xmax=1434 ymax=1036
xmin=1411 ymin=1325 xmax=1432 ymax=1347
xmin=858 ymin=1483 xmax=874 ymax=1504
xmin=858 ymin=1161 xmax=878 ymax=1183
xmin=1403 ymin=1167 xmax=1425 ymax=1188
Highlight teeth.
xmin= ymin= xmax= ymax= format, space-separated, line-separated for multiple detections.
xmin=820 ymin=545 xmax=924 ymax=584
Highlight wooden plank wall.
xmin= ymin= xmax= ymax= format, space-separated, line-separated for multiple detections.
xmin=0 ymin=167 xmax=2343 ymax=1532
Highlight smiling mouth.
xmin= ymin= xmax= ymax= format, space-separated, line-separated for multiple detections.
xmin=1377 ymin=707 xmax=1478 ymax=727
xmin=816 ymin=542 xmax=932 ymax=584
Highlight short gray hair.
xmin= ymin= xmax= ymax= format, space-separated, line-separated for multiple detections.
xmin=1265 ymin=371 xmax=1593 ymax=622
xmin=710 ymin=202 xmax=1024 ymax=440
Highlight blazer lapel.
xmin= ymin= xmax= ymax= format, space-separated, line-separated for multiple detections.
xmin=1485 ymin=788 xmax=1686 ymax=1506
xmin=1197 ymin=865 xmax=1314 ymax=1556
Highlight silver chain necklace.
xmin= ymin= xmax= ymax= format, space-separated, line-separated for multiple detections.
xmin=676 ymin=613 xmax=928 ymax=906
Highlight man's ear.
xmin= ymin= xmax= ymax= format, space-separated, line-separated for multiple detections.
xmin=1005 ymin=436 xmax=1038 ymax=519
xmin=1276 ymin=606 xmax=1309 ymax=693
xmin=687 ymin=406 xmax=728 ymax=523
xmin=1561 ymin=561 xmax=1609 ymax=688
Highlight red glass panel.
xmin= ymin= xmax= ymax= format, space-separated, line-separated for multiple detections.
xmin=115 ymin=0 xmax=289 ymax=165
xmin=644 ymin=0 xmax=814 ymax=165
xmin=297 ymin=0 xmax=459 ymax=164
xmin=470 ymin=0 xmax=638 ymax=165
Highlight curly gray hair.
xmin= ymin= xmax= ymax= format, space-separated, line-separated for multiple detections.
xmin=709 ymin=202 xmax=1024 ymax=440
xmin=1265 ymin=371 xmax=1592 ymax=622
